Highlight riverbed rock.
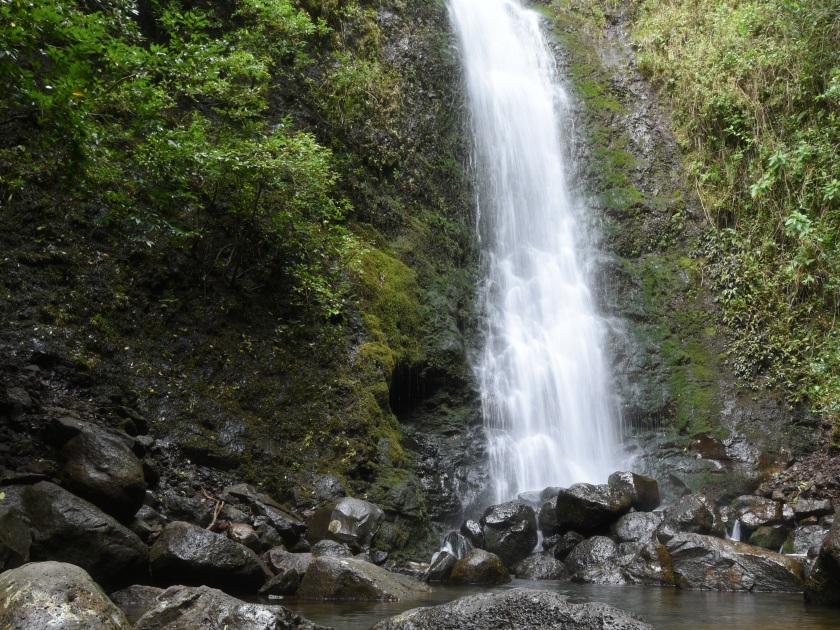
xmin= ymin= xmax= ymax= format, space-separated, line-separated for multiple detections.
xmin=608 ymin=471 xmax=660 ymax=512
xmin=479 ymin=500 xmax=538 ymax=566
xmin=611 ymin=511 xmax=662 ymax=543
xmin=424 ymin=550 xmax=457 ymax=582
xmin=306 ymin=497 xmax=384 ymax=552
xmin=657 ymin=493 xmax=725 ymax=542
xmin=133 ymin=584 xmax=330 ymax=629
xmin=0 ymin=505 xmax=30 ymax=571
xmin=370 ymin=587 xmax=653 ymax=629
xmin=564 ymin=536 xmax=618 ymax=579
xmin=311 ymin=539 xmax=354 ymax=558
xmin=549 ymin=531 xmax=585 ymax=560
xmin=442 ymin=530 xmax=473 ymax=558
xmin=792 ymin=499 xmax=834 ymax=521
xmin=573 ymin=540 xmax=674 ymax=587
xmin=149 ymin=521 xmax=271 ymax=592
xmin=297 ymin=556 xmax=430 ymax=600
xmin=510 ymin=552 xmax=568 ymax=580
xmin=749 ymin=524 xmax=790 ymax=551
xmin=448 ymin=548 xmax=511 ymax=585
xmin=109 ymin=584 xmax=164 ymax=613
xmin=538 ymin=497 xmax=560 ymax=537
xmin=258 ymin=568 xmax=301 ymax=596
xmin=666 ymin=532 xmax=804 ymax=591
xmin=228 ymin=522 xmax=260 ymax=552
xmin=555 ymin=483 xmax=632 ymax=536
xmin=782 ymin=525 xmax=827 ymax=555
xmin=460 ymin=519 xmax=484 ymax=548
xmin=59 ymin=428 xmax=146 ymax=521
xmin=0 ymin=561 xmax=131 ymax=629
xmin=263 ymin=548 xmax=314 ymax=576
xmin=732 ymin=496 xmax=785 ymax=531
xmin=804 ymin=510 xmax=840 ymax=605
xmin=21 ymin=481 xmax=149 ymax=590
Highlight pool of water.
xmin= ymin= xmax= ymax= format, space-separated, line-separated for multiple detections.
xmin=284 ymin=579 xmax=840 ymax=629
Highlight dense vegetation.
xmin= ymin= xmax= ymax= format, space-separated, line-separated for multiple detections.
xmin=632 ymin=0 xmax=840 ymax=432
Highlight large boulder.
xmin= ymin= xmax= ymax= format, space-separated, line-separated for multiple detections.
xmin=0 ymin=505 xmax=31 ymax=571
xmin=0 ymin=561 xmax=131 ymax=629
xmin=608 ymin=472 xmax=660 ymax=512
xmin=657 ymin=494 xmax=725 ymax=543
xmin=59 ymin=429 xmax=146 ymax=521
xmin=792 ymin=499 xmax=833 ymax=521
xmin=731 ymin=496 xmax=785 ymax=531
xmin=555 ymin=483 xmax=632 ymax=536
xmin=564 ymin=536 xmax=618 ymax=579
xmin=538 ymin=497 xmax=560 ymax=537
xmin=424 ymin=550 xmax=458 ymax=582
xmin=748 ymin=525 xmax=791 ymax=551
xmin=804 ymin=510 xmax=840 ymax=605
xmin=442 ymin=531 xmax=473 ymax=558
xmin=224 ymin=484 xmax=308 ymax=548
xmin=782 ymin=525 xmax=827 ymax=556
xmin=21 ymin=481 xmax=149 ymax=591
xmin=263 ymin=548 xmax=314 ymax=576
xmin=611 ymin=512 xmax=662 ymax=543
xmin=306 ymin=497 xmax=384 ymax=552
xmin=370 ymin=587 xmax=653 ymax=629
xmin=548 ymin=531 xmax=585 ymax=560
xmin=666 ymin=532 xmax=804 ymax=591
xmin=510 ymin=552 xmax=568 ymax=580
xmin=297 ymin=557 xmax=430 ymax=600
xmin=149 ymin=521 xmax=271 ymax=592
xmin=479 ymin=500 xmax=538 ymax=566
xmin=448 ymin=548 xmax=511 ymax=585
xmin=572 ymin=540 xmax=674 ymax=587
xmin=134 ymin=585 xmax=330 ymax=629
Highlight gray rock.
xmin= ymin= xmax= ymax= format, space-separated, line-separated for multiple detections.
xmin=228 ymin=522 xmax=260 ymax=552
xmin=460 ymin=519 xmax=484 ymax=548
xmin=0 ymin=561 xmax=131 ymax=629
xmin=263 ymin=548 xmax=314 ymax=576
xmin=21 ymin=481 xmax=149 ymax=591
xmin=782 ymin=525 xmax=827 ymax=555
xmin=255 ymin=523 xmax=285 ymax=551
xmin=479 ymin=500 xmax=538 ymax=566
xmin=0 ymin=505 xmax=30 ymax=571
xmin=258 ymin=568 xmax=301 ymax=596
xmin=666 ymin=532 xmax=804 ymax=591
xmin=424 ymin=550 xmax=457 ymax=582
xmin=556 ymin=483 xmax=632 ymax=536
xmin=611 ymin=512 xmax=662 ymax=543
xmin=370 ymin=587 xmax=653 ymax=629
xmin=573 ymin=540 xmax=674 ymax=587
xmin=297 ymin=557 xmax=430 ymax=600
xmin=657 ymin=493 xmax=725 ymax=542
xmin=149 ymin=521 xmax=271 ymax=592
xmin=448 ymin=548 xmax=511 ymax=585
xmin=749 ymin=524 xmax=791 ymax=551
xmin=564 ymin=536 xmax=618 ymax=578
xmin=732 ymin=496 xmax=785 ymax=530
xmin=134 ymin=584 xmax=330 ymax=629
xmin=608 ymin=472 xmax=660 ymax=512
xmin=510 ymin=552 xmax=568 ymax=580
xmin=109 ymin=584 xmax=164 ymax=611
xmin=59 ymin=429 xmax=146 ymax=521
xmin=161 ymin=495 xmax=214 ymax=527
xmin=538 ymin=497 xmax=559 ymax=537
xmin=793 ymin=499 xmax=834 ymax=520
xmin=442 ymin=531 xmax=473 ymax=558
xmin=306 ymin=497 xmax=384 ymax=552
xmin=311 ymin=539 xmax=354 ymax=558
xmin=804 ymin=509 xmax=840 ymax=605
xmin=550 ymin=531 xmax=585 ymax=560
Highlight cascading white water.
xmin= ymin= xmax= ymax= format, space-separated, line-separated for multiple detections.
xmin=449 ymin=0 xmax=622 ymax=504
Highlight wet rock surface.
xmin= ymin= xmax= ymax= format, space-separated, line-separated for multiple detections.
xmin=149 ymin=521 xmax=271 ymax=592
xmin=306 ymin=497 xmax=384 ymax=552
xmin=297 ymin=557 xmax=430 ymax=600
xmin=555 ymin=483 xmax=632 ymax=535
xmin=657 ymin=493 xmax=725 ymax=542
xmin=564 ymin=536 xmax=619 ymax=579
xmin=134 ymin=584 xmax=331 ymax=630
xmin=479 ymin=500 xmax=538 ymax=566
xmin=611 ymin=512 xmax=662 ymax=543
xmin=370 ymin=587 xmax=653 ymax=630
xmin=608 ymin=472 xmax=660 ymax=512
xmin=510 ymin=552 xmax=568 ymax=580
xmin=0 ymin=561 xmax=131 ymax=630
xmin=804 ymin=510 xmax=840 ymax=605
xmin=448 ymin=548 xmax=511 ymax=585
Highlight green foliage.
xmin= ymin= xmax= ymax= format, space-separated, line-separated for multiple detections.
xmin=633 ymin=0 xmax=840 ymax=417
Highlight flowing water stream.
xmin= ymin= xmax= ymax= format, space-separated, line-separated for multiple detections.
xmin=450 ymin=0 xmax=622 ymax=503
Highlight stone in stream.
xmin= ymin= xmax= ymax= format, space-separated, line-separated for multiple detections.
xmin=227 ymin=522 xmax=261 ymax=552
xmin=460 ymin=518 xmax=484 ymax=548
xmin=133 ymin=584 xmax=330 ymax=630
xmin=510 ymin=552 xmax=568 ymax=580
xmin=564 ymin=535 xmax=618 ymax=579
xmin=611 ymin=511 xmax=662 ymax=543
xmin=538 ymin=496 xmax=560 ymax=537
xmin=0 ymin=561 xmax=132 ymax=629
xmin=782 ymin=525 xmax=827 ymax=555
xmin=555 ymin=483 xmax=632 ymax=536
xmin=447 ymin=548 xmax=511 ymax=585
xmin=804 ymin=509 xmax=840 ymax=605
xmin=608 ymin=471 xmax=661 ymax=512
xmin=258 ymin=567 xmax=301 ymax=596
xmin=571 ymin=540 xmax=675 ymax=587
xmin=59 ymin=428 xmax=147 ymax=521
xmin=656 ymin=493 xmax=725 ymax=543
xmin=370 ymin=587 xmax=653 ymax=630
xmin=479 ymin=500 xmax=538 ymax=566
xmin=263 ymin=547 xmax=314 ymax=576
xmin=21 ymin=481 xmax=150 ymax=591
xmin=424 ymin=550 xmax=458 ymax=582
xmin=0 ymin=505 xmax=31 ymax=571
xmin=311 ymin=539 xmax=354 ymax=558
xmin=731 ymin=495 xmax=787 ymax=531
xmin=549 ymin=530 xmax=585 ymax=560
xmin=109 ymin=585 xmax=164 ymax=618
xmin=297 ymin=556 xmax=430 ymax=600
xmin=749 ymin=524 xmax=791 ymax=551
xmin=665 ymin=532 xmax=804 ymax=591
xmin=306 ymin=497 xmax=384 ymax=552
xmin=149 ymin=521 xmax=272 ymax=592
xmin=792 ymin=499 xmax=833 ymax=521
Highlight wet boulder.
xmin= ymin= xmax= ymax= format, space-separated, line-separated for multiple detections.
xmin=555 ymin=483 xmax=632 ymax=536
xmin=460 ymin=519 xmax=484 ymax=548
xmin=479 ymin=500 xmax=538 ymax=566
xmin=297 ymin=557 xmax=430 ymax=600
xmin=573 ymin=540 xmax=674 ymax=587
xmin=657 ymin=493 xmax=725 ymax=542
xmin=424 ymin=550 xmax=458 ymax=582
xmin=804 ymin=510 xmax=840 ymax=605
xmin=109 ymin=585 xmax=164 ymax=618
xmin=59 ymin=429 xmax=146 ymax=522
xmin=732 ymin=496 xmax=786 ymax=531
xmin=21 ymin=481 xmax=149 ymax=591
xmin=371 ymin=587 xmax=653 ymax=630
xmin=448 ymin=548 xmax=511 ymax=585
xmin=311 ymin=539 xmax=354 ymax=558
xmin=510 ymin=552 xmax=568 ymax=580
xmin=611 ymin=512 xmax=662 ymax=543
xmin=666 ymin=532 xmax=804 ymax=591
xmin=0 ymin=561 xmax=131 ymax=629
xmin=258 ymin=568 xmax=301 ymax=596
xmin=263 ymin=548 xmax=314 ymax=576
xmin=133 ymin=585 xmax=329 ymax=629
xmin=538 ymin=497 xmax=559 ymax=537
xmin=749 ymin=525 xmax=791 ymax=551
xmin=564 ymin=536 xmax=618 ymax=579
xmin=306 ymin=497 xmax=384 ymax=552
xmin=442 ymin=531 xmax=473 ymax=558
xmin=782 ymin=525 xmax=827 ymax=556
xmin=150 ymin=521 xmax=271 ymax=592
xmin=0 ymin=505 xmax=30 ymax=571
xmin=792 ymin=499 xmax=833 ymax=521
xmin=608 ymin=471 xmax=660 ymax=512
xmin=227 ymin=522 xmax=260 ymax=552
xmin=549 ymin=531 xmax=585 ymax=560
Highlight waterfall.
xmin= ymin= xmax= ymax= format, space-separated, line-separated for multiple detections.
xmin=449 ymin=0 xmax=622 ymax=504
